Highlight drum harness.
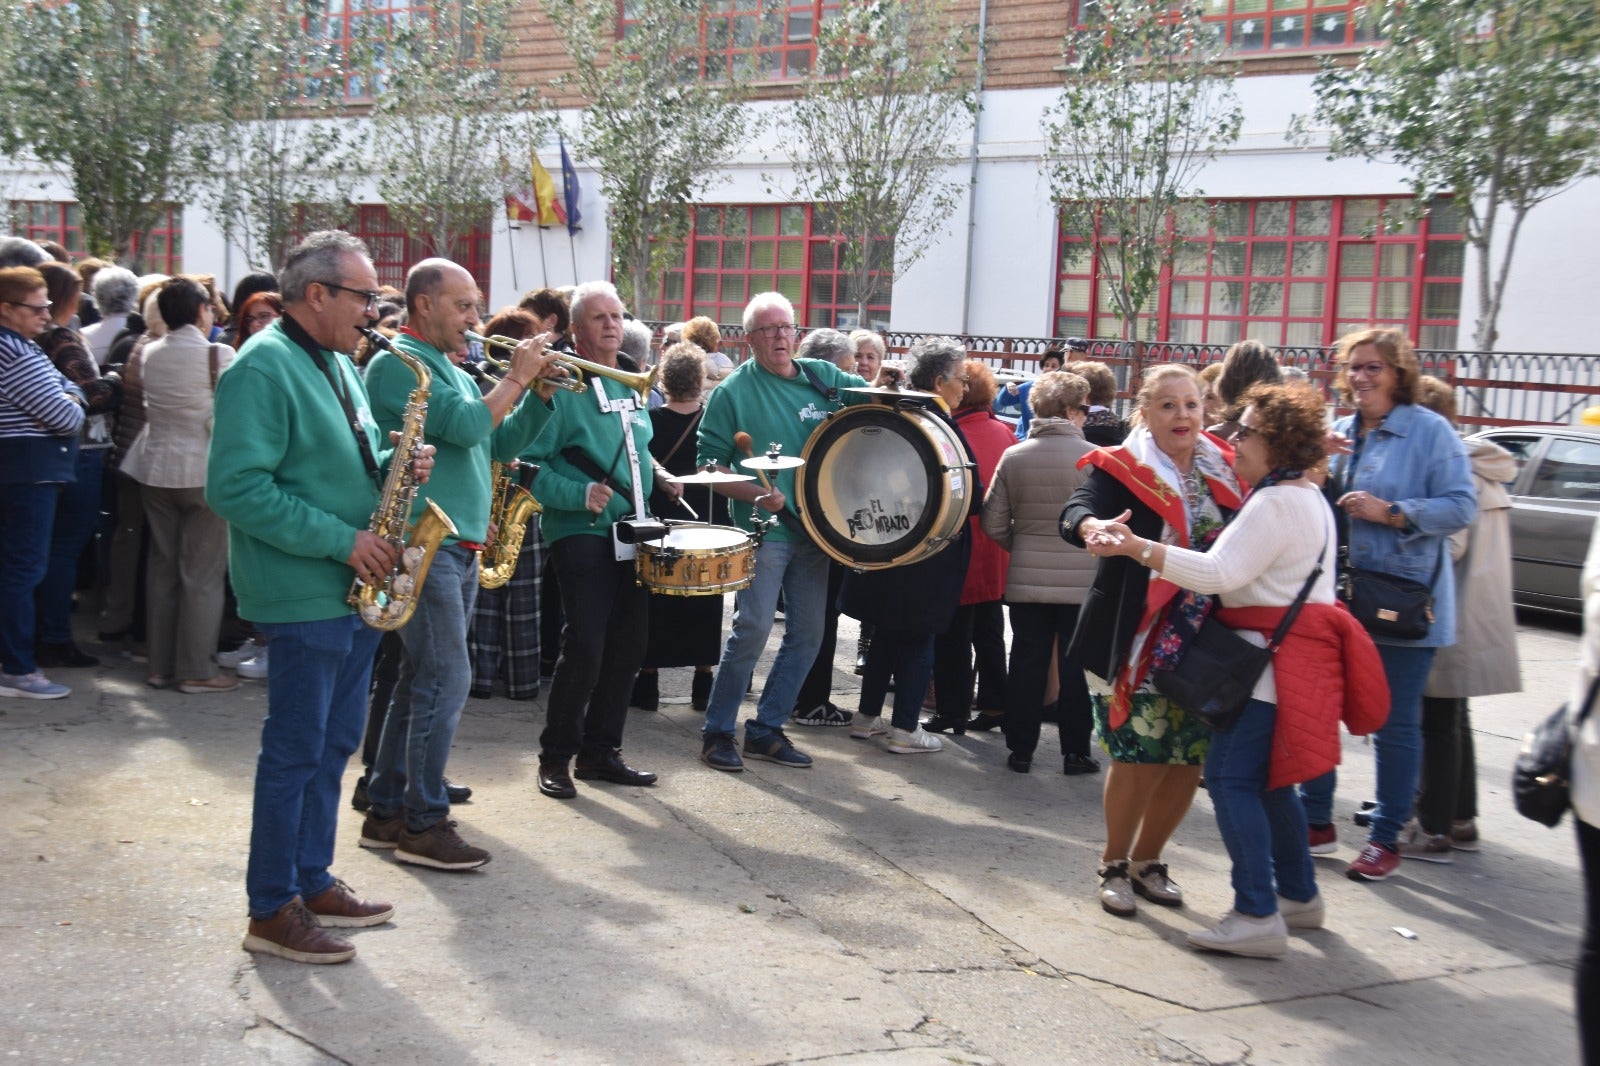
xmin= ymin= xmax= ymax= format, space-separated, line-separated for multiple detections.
xmin=561 ymin=379 xmax=666 ymax=559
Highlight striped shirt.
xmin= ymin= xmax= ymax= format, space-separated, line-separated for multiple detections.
xmin=0 ymin=325 xmax=85 ymax=438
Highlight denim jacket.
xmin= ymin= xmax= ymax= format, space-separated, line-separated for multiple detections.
xmin=1332 ymin=402 xmax=1475 ymax=648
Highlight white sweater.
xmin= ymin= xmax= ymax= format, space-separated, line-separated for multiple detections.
xmin=1571 ymin=523 xmax=1600 ymax=828
xmin=1154 ymin=483 xmax=1339 ymax=702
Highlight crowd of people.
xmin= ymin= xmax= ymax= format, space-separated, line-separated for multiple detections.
xmin=0 ymin=230 xmax=1579 ymax=1041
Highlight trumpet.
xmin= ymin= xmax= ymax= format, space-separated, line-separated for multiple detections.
xmin=464 ymin=330 xmax=659 ymax=403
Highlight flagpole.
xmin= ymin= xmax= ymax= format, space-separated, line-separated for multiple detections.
xmin=535 ymin=224 xmax=550 ymax=287
xmin=568 ymin=229 xmax=579 ymax=285
xmin=505 ymin=212 xmax=520 ymax=294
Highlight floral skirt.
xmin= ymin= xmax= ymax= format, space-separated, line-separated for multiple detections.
xmin=1092 ymin=690 xmax=1211 ymax=765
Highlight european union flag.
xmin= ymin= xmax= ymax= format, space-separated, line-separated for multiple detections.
xmin=559 ymin=136 xmax=583 ymax=237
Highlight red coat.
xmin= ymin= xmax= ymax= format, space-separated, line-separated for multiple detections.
xmin=1215 ymin=602 xmax=1390 ymax=790
xmin=955 ymin=407 xmax=1014 ymax=606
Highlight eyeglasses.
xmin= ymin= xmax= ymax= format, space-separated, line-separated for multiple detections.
xmin=749 ymin=322 xmax=796 ymax=340
xmin=1347 ymin=361 xmax=1388 ymax=377
xmin=5 ymin=299 xmax=52 ymax=314
xmin=1233 ymin=425 xmax=1260 ymax=441
xmin=321 ymin=282 xmax=381 ymax=311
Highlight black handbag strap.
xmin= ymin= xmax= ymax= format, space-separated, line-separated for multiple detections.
xmin=1263 ymin=537 xmax=1328 ymax=655
xmin=1577 ymin=672 xmax=1600 ymax=727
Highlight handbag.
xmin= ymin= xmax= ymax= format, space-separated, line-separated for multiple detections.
xmin=1339 ymin=559 xmax=1437 ymax=640
xmin=1152 ymin=541 xmax=1326 ymax=731
xmin=1513 ymin=674 xmax=1600 ymax=827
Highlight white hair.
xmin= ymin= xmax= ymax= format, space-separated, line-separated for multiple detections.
xmin=849 ymin=329 xmax=885 ymax=359
xmin=569 ymin=280 xmax=621 ymax=324
xmin=742 ymin=291 xmax=794 ymax=333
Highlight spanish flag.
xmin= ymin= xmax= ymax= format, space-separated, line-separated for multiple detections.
xmin=531 ymin=152 xmax=568 ymax=228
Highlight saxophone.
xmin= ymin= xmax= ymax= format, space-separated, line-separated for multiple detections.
xmin=347 ymin=327 xmax=458 ymax=630
xmin=479 ymin=460 xmax=541 ymax=589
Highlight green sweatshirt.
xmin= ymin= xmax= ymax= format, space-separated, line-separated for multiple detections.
xmin=696 ymin=357 xmax=869 ymax=540
xmin=524 ymin=374 xmax=654 ymax=545
xmin=205 ymin=319 xmax=388 ymax=623
xmin=363 ymin=332 xmax=553 ymax=545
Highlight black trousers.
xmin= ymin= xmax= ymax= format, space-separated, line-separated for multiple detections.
xmin=1004 ymin=602 xmax=1093 ymax=759
xmin=859 ymin=626 xmax=935 ymax=733
xmin=1418 ymin=696 xmax=1478 ymax=833
xmin=361 ymin=630 xmax=406 ymax=771
xmin=794 ymin=560 xmax=847 ymax=710
xmin=932 ymin=599 xmax=1008 ymax=721
xmin=1580 ymin=816 xmax=1600 ymax=1066
xmin=540 ymin=535 xmax=649 ymax=761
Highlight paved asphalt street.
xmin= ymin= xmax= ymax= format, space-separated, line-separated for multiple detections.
xmin=0 ymin=609 xmax=1586 ymax=1064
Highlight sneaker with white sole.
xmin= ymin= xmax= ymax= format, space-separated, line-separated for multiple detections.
xmin=1308 ymin=824 xmax=1338 ymax=855
xmin=1277 ymin=893 xmax=1326 ymax=930
xmin=1099 ymin=860 xmax=1136 ymax=916
xmin=0 ymin=671 xmax=70 ymax=700
xmin=218 ymin=639 xmax=266 ymax=670
xmin=236 ymin=647 xmax=269 ymax=680
xmin=791 ymin=702 xmax=852 ymax=727
xmin=1346 ymin=841 xmax=1401 ymax=882
xmin=1396 ymin=820 xmax=1454 ymax=864
xmin=887 ymin=726 xmax=942 ymax=754
xmin=850 ymin=714 xmax=889 ymax=740
xmin=1187 ymin=910 xmax=1288 ymax=958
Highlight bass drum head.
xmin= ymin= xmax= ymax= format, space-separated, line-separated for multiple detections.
xmin=798 ymin=405 xmax=957 ymax=569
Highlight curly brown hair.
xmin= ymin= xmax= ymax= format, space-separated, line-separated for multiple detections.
xmin=1333 ymin=327 xmax=1420 ymax=406
xmin=659 ymin=341 xmax=708 ymax=402
xmin=958 ymin=359 xmax=998 ymax=412
xmin=1065 ymin=359 xmax=1117 ymax=407
xmin=1239 ymin=382 xmax=1328 ymax=471
xmin=682 ymin=316 xmax=721 ymax=354
xmin=1412 ymin=375 xmax=1457 ymax=425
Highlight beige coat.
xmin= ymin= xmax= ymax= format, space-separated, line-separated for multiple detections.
xmin=1424 ymin=438 xmax=1522 ymax=698
xmin=980 ymin=417 xmax=1098 ymax=604
xmin=120 ymin=325 xmax=234 ymax=490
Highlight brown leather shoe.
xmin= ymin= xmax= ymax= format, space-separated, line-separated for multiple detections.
xmin=537 ymin=757 xmax=577 ymax=800
xmin=358 ymin=811 xmax=404 ymax=850
xmin=242 ymin=897 xmax=356 ymax=964
xmin=304 ymin=878 xmax=395 ymax=928
xmin=574 ymin=748 xmax=657 ymax=787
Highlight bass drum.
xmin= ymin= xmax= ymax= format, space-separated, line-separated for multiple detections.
xmin=796 ymin=403 xmax=974 ymax=571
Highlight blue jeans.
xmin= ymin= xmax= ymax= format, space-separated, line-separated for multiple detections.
xmin=1206 ymin=698 xmax=1317 ymax=915
xmin=246 ymin=614 xmax=382 ymax=918
xmin=368 ymin=544 xmax=478 ymax=832
xmin=1299 ymin=642 xmax=1436 ymax=847
xmin=0 ymin=482 xmax=60 ymax=675
xmin=37 ymin=448 xmax=104 ymax=644
xmin=702 ymin=537 xmax=830 ymax=740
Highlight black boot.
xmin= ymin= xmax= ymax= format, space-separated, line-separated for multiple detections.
xmin=631 ymin=670 xmax=659 ymax=712
xmin=854 ymin=636 xmax=870 ymax=676
xmin=691 ymin=670 xmax=713 ymax=711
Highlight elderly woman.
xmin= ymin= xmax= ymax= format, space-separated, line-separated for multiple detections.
xmin=1301 ymin=329 xmax=1475 ymax=882
xmin=81 ymin=266 xmax=139 ymax=367
xmin=632 ymin=342 xmax=729 ymax=715
xmin=687 ymin=316 xmax=732 ymax=402
xmin=1067 ymin=359 xmax=1127 ymax=447
xmin=842 ymin=337 xmax=980 ymax=754
xmin=0 ymin=266 xmax=87 ymax=700
xmin=981 ymin=371 xmax=1100 ymax=773
xmin=119 ymin=277 xmax=238 ymax=693
xmin=850 ymin=329 xmax=885 ymax=381
xmin=1061 ymin=364 xmax=1243 ymax=916
xmin=1086 ymin=384 xmax=1386 ymax=957
xmin=925 ymin=361 xmax=1013 ymax=734
xmin=1209 ymin=340 xmax=1282 ymax=439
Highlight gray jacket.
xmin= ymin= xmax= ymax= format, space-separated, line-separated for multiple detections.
xmin=980 ymin=417 xmax=1098 ymax=604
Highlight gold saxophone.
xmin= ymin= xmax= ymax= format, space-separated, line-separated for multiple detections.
xmin=479 ymin=460 xmax=541 ymax=589
xmin=347 ymin=327 xmax=458 ymax=630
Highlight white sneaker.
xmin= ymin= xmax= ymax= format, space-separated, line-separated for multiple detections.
xmin=849 ymin=714 xmax=889 ymax=740
xmin=1099 ymin=860 xmax=1136 ymax=916
xmin=217 ymin=639 xmax=266 ymax=670
xmin=0 ymin=671 xmax=70 ymax=700
xmin=887 ymin=726 xmax=942 ymax=754
xmin=1277 ymin=893 xmax=1326 ymax=930
xmin=1187 ymin=910 xmax=1288 ymax=958
xmin=236 ymin=648 xmax=270 ymax=681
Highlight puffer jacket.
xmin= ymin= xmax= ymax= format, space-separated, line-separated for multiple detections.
xmin=981 ymin=417 xmax=1097 ymax=604
xmin=1217 ymin=602 xmax=1390 ymax=790
xmin=955 ymin=406 xmax=1015 ymax=605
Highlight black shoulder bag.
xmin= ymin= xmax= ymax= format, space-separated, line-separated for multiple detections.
xmin=1332 ymin=431 xmax=1437 ymax=640
xmin=1513 ymin=674 xmax=1600 ymax=828
xmin=1152 ymin=540 xmax=1327 ymax=732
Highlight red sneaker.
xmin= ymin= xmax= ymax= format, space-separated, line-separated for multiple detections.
xmin=1308 ymin=824 xmax=1338 ymax=856
xmin=1346 ymin=841 xmax=1401 ymax=882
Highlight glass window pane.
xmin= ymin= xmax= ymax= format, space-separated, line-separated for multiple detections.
xmin=1174 ymin=243 xmax=1209 ymax=275
xmin=1232 ymin=15 xmax=1267 ymax=49
xmin=1169 ymin=318 xmax=1205 ymax=343
xmin=696 ymin=207 xmax=721 ymax=234
xmin=1294 ymin=200 xmax=1333 ymax=236
xmin=1310 ymin=9 xmax=1348 ymax=46
xmin=1425 ymin=240 xmax=1465 ymax=277
xmin=1213 ymin=203 xmax=1249 ymax=237
xmin=1287 ymin=281 xmax=1325 ymax=318
xmin=1531 ymin=439 xmax=1600 ymax=501
xmin=695 ymin=240 xmax=719 ymax=270
xmin=1059 ymin=277 xmax=1092 ymax=312
xmin=1248 ymin=282 xmax=1283 ymax=317
xmin=1271 ymin=14 xmax=1306 ymax=49
xmin=1291 ymin=242 xmax=1329 ymax=276
xmin=1170 ymin=280 xmax=1204 ymax=315
xmin=1284 ymin=321 xmax=1323 ymax=346
xmin=810 ymin=274 xmax=833 ymax=304
xmin=1376 ymin=281 xmax=1411 ymax=318
xmin=777 ymin=241 xmax=805 ymax=271
xmin=1339 ymin=244 xmax=1375 ymax=277
xmin=1255 ymin=201 xmax=1291 ymax=236
xmin=1418 ymin=323 xmax=1459 ymax=350
xmin=1209 ymin=281 xmax=1244 ymax=315
xmin=750 ymin=241 xmax=775 ymax=269
xmin=721 ymin=274 xmax=746 ymax=303
xmin=1422 ymin=281 xmax=1460 ymax=319
xmin=811 ymin=242 xmax=834 ymax=270
xmin=721 ymin=241 xmax=746 ymax=270
xmin=1212 ymin=242 xmax=1246 ymax=275
xmin=751 ymin=207 xmax=777 ymax=236
xmin=1379 ymin=244 xmax=1412 ymax=276
xmin=723 ymin=209 xmax=748 ymax=237
xmin=1337 ymin=281 xmax=1372 ymax=318
xmin=1428 ymin=198 xmax=1465 ymax=235
xmin=1251 ymin=242 xmax=1288 ymax=276
xmin=780 ymin=205 xmax=806 ymax=236
xmin=1246 ymin=320 xmax=1284 ymax=345
xmin=1207 ymin=319 xmax=1243 ymax=345
xmin=1342 ymin=199 xmax=1381 ymax=235
xmin=776 ymin=274 xmax=803 ymax=301
xmin=1061 ymin=244 xmax=1094 ymax=273
xmin=694 ymin=273 xmax=719 ymax=304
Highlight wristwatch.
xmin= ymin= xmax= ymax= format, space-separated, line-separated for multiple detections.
xmin=1139 ymin=539 xmax=1156 ymax=564
xmin=1387 ymin=502 xmax=1404 ymax=528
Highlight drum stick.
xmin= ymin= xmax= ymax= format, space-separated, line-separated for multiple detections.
xmin=732 ymin=431 xmax=773 ymax=491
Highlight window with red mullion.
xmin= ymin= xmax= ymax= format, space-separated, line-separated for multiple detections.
xmin=1071 ymin=0 xmax=1377 ymax=54
xmin=647 ymin=203 xmax=890 ymax=331
xmin=618 ymin=1 xmax=839 ymax=82
xmin=9 ymin=200 xmax=183 ymax=274
xmin=1054 ymin=195 xmax=1463 ymax=349
xmin=307 ymin=0 xmax=429 ymax=101
xmin=341 ymin=204 xmax=492 ymax=294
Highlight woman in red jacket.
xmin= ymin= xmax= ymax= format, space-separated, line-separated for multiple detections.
xmin=1086 ymin=383 xmax=1386 ymax=959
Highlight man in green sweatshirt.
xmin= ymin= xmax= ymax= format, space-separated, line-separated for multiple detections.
xmin=359 ymin=258 xmax=561 ymax=871
xmin=211 ymin=231 xmax=413 ymax=964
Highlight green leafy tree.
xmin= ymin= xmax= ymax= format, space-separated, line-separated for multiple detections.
xmin=783 ymin=0 xmax=978 ymax=325
xmin=198 ymin=0 xmax=368 ymax=272
xmin=0 ymin=0 xmax=217 ymax=261
xmin=543 ymin=0 xmax=756 ymax=312
xmin=1040 ymin=0 xmax=1242 ymax=341
xmin=1295 ymin=0 xmax=1600 ymax=352
xmin=365 ymin=0 xmax=550 ymax=264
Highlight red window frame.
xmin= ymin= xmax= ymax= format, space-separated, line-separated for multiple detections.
xmin=305 ymin=0 xmax=430 ymax=101
xmin=1054 ymin=195 xmax=1464 ymax=350
xmin=1072 ymin=0 xmax=1377 ymax=54
xmin=9 ymin=200 xmax=184 ymax=275
xmin=618 ymin=1 xmax=840 ymax=82
xmin=645 ymin=203 xmax=891 ymax=330
xmin=300 ymin=204 xmax=491 ymax=294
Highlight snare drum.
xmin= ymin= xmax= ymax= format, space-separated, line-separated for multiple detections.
xmin=636 ymin=524 xmax=756 ymax=596
xmin=796 ymin=404 xmax=974 ymax=570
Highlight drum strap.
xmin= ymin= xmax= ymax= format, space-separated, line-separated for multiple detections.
xmin=796 ymin=358 xmax=839 ymax=404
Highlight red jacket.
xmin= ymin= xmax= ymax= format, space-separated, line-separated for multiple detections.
xmin=955 ymin=407 xmax=1014 ymax=605
xmin=1215 ymin=602 xmax=1390 ymax=790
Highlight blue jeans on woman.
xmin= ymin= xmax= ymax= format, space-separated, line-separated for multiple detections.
xmin=36 ymin=448 xmax=104 ymax=644
xmin=1206 ymin=698 xmax=1317 ymax=916
xmin=0 ymin=483 xmax=59 ymax=676
xmin=1300 ymin=642 xmax=1436 ymax=847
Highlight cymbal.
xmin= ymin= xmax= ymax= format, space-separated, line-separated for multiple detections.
xmin=843 ymin=385 xmax=941 ymax=400
xmin=741 ymin=453 xmax=806 ymax=472
xmin=668 ymin=470 xmax=756 ymax=485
